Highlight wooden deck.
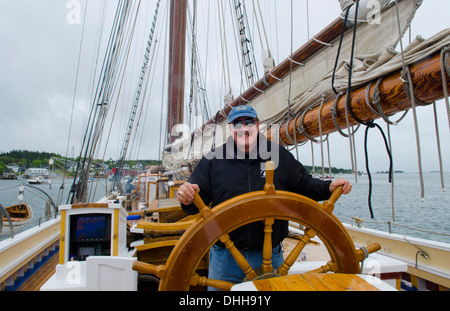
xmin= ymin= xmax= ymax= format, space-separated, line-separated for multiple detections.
xmin=252 ymin=273 xmax=380 ymax=291
xmin=282 ymin=235 xmax=331 ymax=262
xmin=17 ymin=252 xmax=59 ymax=291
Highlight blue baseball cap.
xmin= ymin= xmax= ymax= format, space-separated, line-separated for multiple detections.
xmin=228 ymin=105 xmax=258 ymax=123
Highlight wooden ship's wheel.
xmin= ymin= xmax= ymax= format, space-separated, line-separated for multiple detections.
xmin=133 ymin=161 xmax=380 ymax=291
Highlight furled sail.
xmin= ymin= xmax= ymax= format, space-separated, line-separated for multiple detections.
xmin=163 ymin=0 xmax=438 ymax=171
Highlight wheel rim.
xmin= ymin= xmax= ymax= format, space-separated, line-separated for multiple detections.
xmin=159 ymin=190 xmax=359 ymax=291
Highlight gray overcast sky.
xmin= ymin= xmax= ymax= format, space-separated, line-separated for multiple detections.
xmin=0 ymin=0 xmax=449 ymax=173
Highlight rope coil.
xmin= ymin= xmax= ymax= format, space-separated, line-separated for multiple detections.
xmin=401 ymin=66 xmax=425 ymax=201
xmin=364 ymin=76 xmax=408 ymax=126
xmin=331 ymin=92 xmax=350 ymax=137
xmin=440 ymin=46 xmax=450 ymax=135
xmin=359 ymin=246 xmax=369 ymax=273
xmin=400 ymin=67 xmax=431 ymax=107
xmin=297 ymin=108 xmax=319 ymax=143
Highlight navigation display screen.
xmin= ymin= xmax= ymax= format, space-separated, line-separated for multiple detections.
xmin=74 ymin=214 xmax=111 ymax=239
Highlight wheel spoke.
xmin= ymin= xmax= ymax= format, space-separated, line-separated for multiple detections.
xmin=132 ymin=261 xmax=167 ymax=279
xmin=190 ymin=273 xmax=234 ymax=291
xmin=219 ymin=233 xmax=257 ymax=281
xmin=305 ymin=260 xmax=339 ymax=274
xmin=262 ymin=217 xmax=275 ymax=273
xmin=277 ymin=228 xmax=317 ymax=275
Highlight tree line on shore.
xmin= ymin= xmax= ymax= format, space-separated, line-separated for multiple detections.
xmin=1 ymin=150 xmax=355 ymax=177
xmin=0 ymin=150 xmax=161 ymax=176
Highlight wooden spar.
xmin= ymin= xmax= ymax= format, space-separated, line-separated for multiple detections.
xmin=266 ymin=50 xmax=450 ymax=146
xmin=195 ymin=16 xmax=348 ymax=130
xmin=167 ymin=0 xmax=188 ymax=144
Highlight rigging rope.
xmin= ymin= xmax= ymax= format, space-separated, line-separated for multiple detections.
xmin=364 ymin=122 xmax=393 ymax=219
xmin=232 ymin=0 xmax=259 ymax=88
xmin=187 ymin=1 xmax=212 ymax=127
xmin=341 ymin=2 xmax=360 ymax=183
xmin=128 ymin=2 xmax=163 ymax=162
xmin=331 ymin=3 xmax=351 ymax=95
xmin=61 ymin=0 xmax=89 ymax=206
xmin=386 ymin=124 xmax=395 ymax=222
xmin=188 ymin=0 xmax=198 ymax=128
xmin=394 ymin=0 xmax=424 ymax=201
xmin=439 ymin=45 xmax=450 ymax=192
xmin=158 ymin=4 xmax=170 ymax=165
xmin=219 ymin=0 xmax=232 ymax=94
xmin=250 ymin=0 xmax=269 ymax=53
xmin=339 ymin=1 xmax=393 ymax=218
xmin=441 ymin=45 xmax=450 ymax=152
xmin=364 ymin=77 xmax=408 ymax=126
xmin=113 ymin=0 xmax=148 ymax=192
xmin=318 ymin=95 xmax=332 ymax=179
xmin=287 ymin=0 xmax=299 ymax=160
xmin=69 ymin=0 xmax=137 ymax=203
xmin=432 ymin=103 xmax=445 ymax=191
xmin=89 ymin=0 xmax=141 ymax=200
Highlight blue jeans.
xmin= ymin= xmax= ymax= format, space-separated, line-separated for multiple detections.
xmin=207 ymin=243 xmax=284 ymax=291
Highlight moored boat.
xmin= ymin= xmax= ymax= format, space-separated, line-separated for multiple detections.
xmin=1 ymin=203 xmax=33 ymax=235
xmin=27 ymin=177 xmax=44 ymax=185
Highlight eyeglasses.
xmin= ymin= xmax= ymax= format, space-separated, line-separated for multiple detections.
xmin=232 ymin=118 xmax=256 ymax=129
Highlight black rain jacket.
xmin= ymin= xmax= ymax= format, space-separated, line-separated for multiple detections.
xmin=181 ymin=134 xmax=332 ymax=249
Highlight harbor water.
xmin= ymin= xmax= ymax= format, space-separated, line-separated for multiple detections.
xmin=1 ymin=172 xmax=449 ymax=244
xmin=334 ymin=171 xmax=450 ymax=244
xmin=0 ymin=177 xmax=111 ymax=241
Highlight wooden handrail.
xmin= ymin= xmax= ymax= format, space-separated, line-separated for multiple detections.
xmin=136 ymin=220 xmax=196 ymax=232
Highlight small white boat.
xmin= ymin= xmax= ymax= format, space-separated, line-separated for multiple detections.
xmin=27 ymin=177 xmax=44 ymax=184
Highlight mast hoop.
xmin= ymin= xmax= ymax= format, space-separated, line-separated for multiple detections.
xmin=262 ymin=76 xmax=271 ymax=87
xmin=312 ymin=35 xmax=333 ymax=47
xmin=287 ymin=56 xmax=304 ymax=67
xmin=239 ymin=95 xmax=251 ymax=103
xmin=252 ymin=84 xmax=265 ymax=93
xmin=268 ymin=70 xmax=282 ymax=82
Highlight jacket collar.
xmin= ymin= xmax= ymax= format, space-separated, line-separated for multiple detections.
xmin=223 ymin=133 xmax=271 ymax=161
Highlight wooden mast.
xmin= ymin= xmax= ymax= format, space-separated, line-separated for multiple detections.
xmin=167 ymin=0 xmax=188 ymax=144
xmin=266 ymin=50 xmax=450 ymax=146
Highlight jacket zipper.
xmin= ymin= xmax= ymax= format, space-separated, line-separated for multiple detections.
xmin=247 ymin=161 xmax=252 ymax=247
xmin=247 ymin=162 xmax=251 ymax=192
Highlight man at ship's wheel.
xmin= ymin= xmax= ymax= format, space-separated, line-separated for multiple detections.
xmin=177 ymin=105 xmax=352 ymax=290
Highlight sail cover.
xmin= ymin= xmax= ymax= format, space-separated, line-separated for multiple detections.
xmin=163 ymin=0 xmax=448 ymax=171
